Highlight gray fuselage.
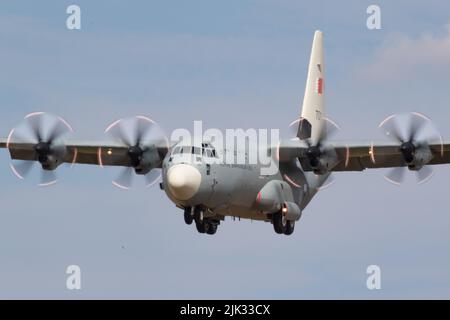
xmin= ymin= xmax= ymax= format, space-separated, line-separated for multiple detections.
xmin=161 ymin=142 xmax=326 ymax=222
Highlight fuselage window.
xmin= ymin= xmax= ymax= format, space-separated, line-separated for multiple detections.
xmin=182 ymin=146 xmax=191 ymax=154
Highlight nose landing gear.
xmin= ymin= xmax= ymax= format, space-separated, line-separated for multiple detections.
xmin=183 ymin=206 xmax=219 ymax=235
xmin=184 ymin=207 xmax=194 ymax=225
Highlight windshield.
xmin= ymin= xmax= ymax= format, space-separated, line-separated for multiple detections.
xmin=172 ymin=145 xmax=217 ymax=158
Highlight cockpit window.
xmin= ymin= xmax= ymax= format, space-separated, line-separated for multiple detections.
xmin=193 ymin=147 xmax=202 ymax=155
xmin=203 ymin=148 xmax=218 ymax=158
xmin=171 ymin=145 xmax=218 ymax=158
xmin=182 ymin=146 xmax=191 ymax=154
xmin=172 ymin=146 xmax=181 ymax=155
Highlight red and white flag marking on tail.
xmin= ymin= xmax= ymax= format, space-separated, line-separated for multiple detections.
xmin=316 ymin=78 xmax=323 ymax=94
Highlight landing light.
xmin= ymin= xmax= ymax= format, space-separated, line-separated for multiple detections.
xmin=107 ymin=149 xmax=112 ymax=155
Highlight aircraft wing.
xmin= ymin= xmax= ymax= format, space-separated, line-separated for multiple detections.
xmin=331 ymin=140 xmax=448 ymax=171
xmin=0 ymin=138 xmax=167 ymax=168
xmin=278 ymin=139 xmax=450 ymax=171
xmin=3 ymin=137 xmax=450 ymax=171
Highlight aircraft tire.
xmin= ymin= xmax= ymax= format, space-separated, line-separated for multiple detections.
xmin=272 ymin=212 xmax=286 ymax=234
xmin=284 ymin=220 xmax=295 ymax=235
xmin=184 ymin=207 xmax=193 ymax=225
xmin=195 ymin=220 xmax=206 ymax=233
xmin=206 ymin=222 xmax=217 ymax=235
xmin=194 ymin=206 xmax=204 ymax=224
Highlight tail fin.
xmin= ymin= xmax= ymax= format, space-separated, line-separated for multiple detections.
xmin=297 ymin=30 xmax=325 ymax=145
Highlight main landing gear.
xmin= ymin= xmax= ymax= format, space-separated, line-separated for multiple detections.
xmin=184 ymin=206 xmax=219 ymax=235
xmin=271 ymin=211 xmax=295 ymax=235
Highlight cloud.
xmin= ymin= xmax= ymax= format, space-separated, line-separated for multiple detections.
xmin=358 ymin=24 xmax=450 ymax=82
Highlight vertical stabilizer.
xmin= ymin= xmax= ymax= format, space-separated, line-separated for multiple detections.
xmin=298 ymin=31 xmax=325 ymax=145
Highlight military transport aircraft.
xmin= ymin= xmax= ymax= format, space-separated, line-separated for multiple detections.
xmin=1 ymin=30 xmax=449 ymax=236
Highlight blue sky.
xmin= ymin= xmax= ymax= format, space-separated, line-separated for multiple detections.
xmin=1 ymin=0 xmax=450 ymax=298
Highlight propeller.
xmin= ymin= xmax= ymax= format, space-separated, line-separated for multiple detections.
xmin=303 ymin=124 xmax=338 ymax=172
xmin=378 ymin=112 xmax=438 ymax=185
xmin=8 ymin=112 xmax=73 ymax=186
xmin=284 ymin=117 xmax=342 ymax=190
xmin=105 ymin=116 xmax=168 ymax=189
xmin=291 ymin=117 xmax=340 ymax=174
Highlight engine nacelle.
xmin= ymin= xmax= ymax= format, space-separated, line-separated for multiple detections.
xmin=300 ymin=144 xmax=339 ymax=175
xmin=36 ymin=143 xmax=67 ymax=171
xmin=406 ymin=144 xmax=433 ymax=171
xmin=281 ymin=201 xmax=302 ymax=221
xmin=39 ymin=155 xmax=64 ymax=170
xmin=313 ymin=154 xmax=339 ymax=175
xmin=134 ymin=146 xmax=162 ymax=175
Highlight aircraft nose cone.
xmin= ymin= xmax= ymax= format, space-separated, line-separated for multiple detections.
xmin=167 ymin=164 xmax=201 ymax=200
